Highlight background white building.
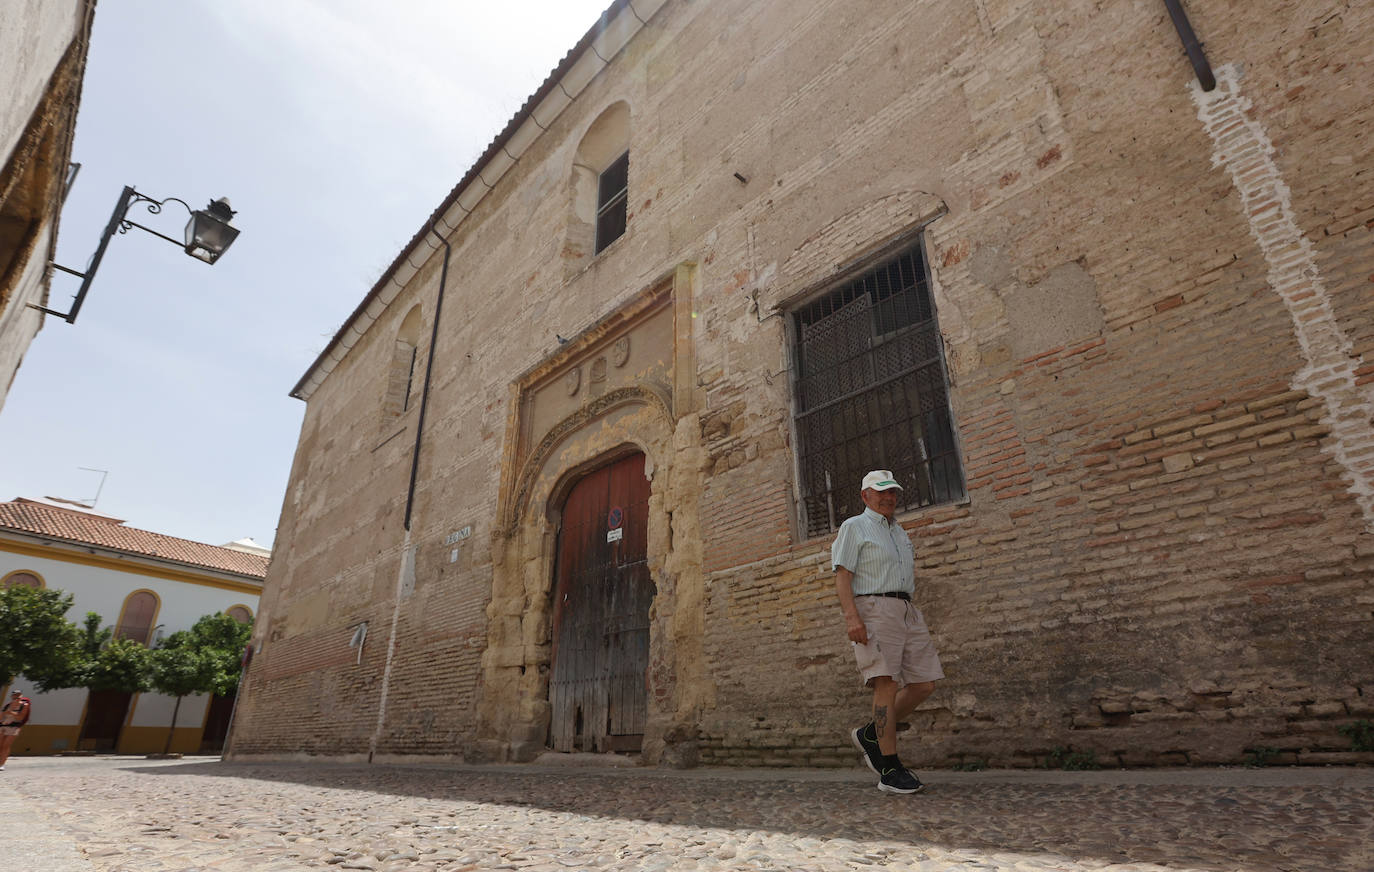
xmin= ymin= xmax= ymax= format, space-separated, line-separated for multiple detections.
xmin=0 ymin=497 xmax=266 ymax=755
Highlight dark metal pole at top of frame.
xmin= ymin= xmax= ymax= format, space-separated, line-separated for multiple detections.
xmin=1162 ymin=0 xmax=1216 ymax=91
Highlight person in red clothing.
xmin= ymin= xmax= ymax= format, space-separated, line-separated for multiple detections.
xmin=0 ymin=691 xmax=31 ymax=770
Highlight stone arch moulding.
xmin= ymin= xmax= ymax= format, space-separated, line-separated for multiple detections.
xmin=504 ymin=384 xmax=673 ymax=535
xmin=494 ymin=271 xmax=681 ymax=536
xmin=481 ymin=387 xmax=678 ymax=763
xmin=544 ymin=439 xmax=654 ymax=520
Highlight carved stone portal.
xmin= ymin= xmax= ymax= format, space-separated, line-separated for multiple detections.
xmin=483 ymin=267 xmax=706 ymax=767
xmin=507 ymin=282 xmax=676 ymax=500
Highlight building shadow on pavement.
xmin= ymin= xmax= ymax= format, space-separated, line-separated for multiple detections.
xmin=124 ymin=760 xmax=1373 ymax=872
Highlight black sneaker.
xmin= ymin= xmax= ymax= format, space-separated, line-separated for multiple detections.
xmin=877 ymin=764 xmax=925 ymax=795
xmin=850 ymin=723 xmax=882 ymax=774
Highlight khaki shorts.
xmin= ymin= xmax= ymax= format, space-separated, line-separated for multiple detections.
xmin=852 ymin=596 xmax=944 ymax=688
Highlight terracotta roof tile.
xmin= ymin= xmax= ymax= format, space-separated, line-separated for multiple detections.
xmin=0 ymin=499 xmax=268 ymax=580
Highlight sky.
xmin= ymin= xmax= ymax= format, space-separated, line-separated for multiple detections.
xmin=0 ymin=0 xmax=613 ymax=549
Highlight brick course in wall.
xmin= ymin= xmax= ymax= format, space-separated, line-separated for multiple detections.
xmin=232 ymin=0 xmax=1374 ymax=769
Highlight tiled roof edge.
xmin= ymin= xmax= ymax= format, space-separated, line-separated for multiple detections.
xmin=0 ymin=527 xmax=269 ymax=582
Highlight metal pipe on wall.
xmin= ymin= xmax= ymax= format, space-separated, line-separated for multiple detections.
xmin=403 ymin=226 xmax=452 ymax=531
xmin=1162 ymin=0 xmax=1216 ymax=91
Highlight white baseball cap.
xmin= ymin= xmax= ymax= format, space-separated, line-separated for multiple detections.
xmin=861 ymin=470 xmax=903 ymax=491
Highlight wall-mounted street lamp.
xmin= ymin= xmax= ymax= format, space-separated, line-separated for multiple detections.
xmin=31 ymin=185 xmax=240 ymax=325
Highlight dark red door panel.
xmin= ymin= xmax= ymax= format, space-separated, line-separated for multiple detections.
xmin=550 ymin=453 xmax=653 ymax=752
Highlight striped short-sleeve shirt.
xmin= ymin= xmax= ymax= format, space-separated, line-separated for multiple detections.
xmin=831 ymin=507 xmax=915 ymax=596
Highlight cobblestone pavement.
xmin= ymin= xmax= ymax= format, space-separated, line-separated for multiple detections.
xmin=2 ymin=756 xmax=1371 ymax=872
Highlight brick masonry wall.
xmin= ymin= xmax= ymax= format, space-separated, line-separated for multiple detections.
xmin=688 ymin=0 xmax=1373 ymax=768
xmin=235 ymin=0 xmax=1374 ymax=768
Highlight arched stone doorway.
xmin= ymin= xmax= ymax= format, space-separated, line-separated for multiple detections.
xmin=549 ymin=451 xmax=655 ymax=752
xmin=478 ymin=269 xmax=709 ymax=765
xmin=482 ymin=395 xmax=674 ymax=763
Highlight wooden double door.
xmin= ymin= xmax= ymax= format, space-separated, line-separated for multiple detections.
xmin=549 ymin=453 xmax=655 ymax=752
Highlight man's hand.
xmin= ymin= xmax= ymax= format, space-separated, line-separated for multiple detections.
xmin=835 ymin=566 xmax=868 ymax=645
xmin=846 ymin=613 xmax=868 ymax=645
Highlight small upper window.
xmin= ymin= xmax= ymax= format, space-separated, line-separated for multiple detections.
xmin=225 ymin=605 xmax=253 ymax=624
xmin=382 ymin=305 xmax=424 ymax=423
xmin=2 ymin=571 xmax=43 ymax=589
xmin=595 ymin=151 xmax=629 ymax=253
xmin=565 ymin=102 xmax=630 ymax=273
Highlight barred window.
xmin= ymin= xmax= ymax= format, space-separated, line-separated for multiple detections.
xmin=791 ymin=241 xmax=965 ymax=537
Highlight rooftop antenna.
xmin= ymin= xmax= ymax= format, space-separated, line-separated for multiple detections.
xmin=76 ymin=467 xmax=108 ymax=508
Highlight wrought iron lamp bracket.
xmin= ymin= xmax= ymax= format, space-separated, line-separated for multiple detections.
xmin=117 ymin=191 xmax=196 ymax=249
xmin=31 ymin=185 xmax=237 ymax=325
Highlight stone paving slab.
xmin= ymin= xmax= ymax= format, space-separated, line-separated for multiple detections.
xmin=3 ymin=756 xmax=1372 ymax=872
xmin=0 ymin=768 xmax=96 ymax=871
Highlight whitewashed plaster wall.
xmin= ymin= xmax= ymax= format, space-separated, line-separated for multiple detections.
xmin=0 ymin=548 xmax=259 ymax=728
xmin=0 ymin=0 xmax=83 ymax=162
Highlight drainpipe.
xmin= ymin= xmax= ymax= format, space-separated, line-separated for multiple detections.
xmin=371 ymin=226 xmax=451 ymax=764
xmin=404 ymin=226 xmax=452 ymax=530
xmin=1162 ymin=0 xmax=1216 ymax=91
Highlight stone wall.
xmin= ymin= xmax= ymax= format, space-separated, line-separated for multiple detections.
xmin=233 ymin=0 xmax=1374 ymax=768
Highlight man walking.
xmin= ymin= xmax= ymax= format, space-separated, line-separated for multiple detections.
xmin=832 ymin=470 xmax=943 ymax=794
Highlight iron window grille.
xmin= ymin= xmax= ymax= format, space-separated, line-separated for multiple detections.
xmin=791 ymin=242 xmax=965 ymax=538
xmin=594 ymin=151 xmax=629 ymax=254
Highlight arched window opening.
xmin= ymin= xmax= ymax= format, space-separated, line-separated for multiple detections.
xmin=565 ymin=102 xmax=631 ymax=272
xmin=116 ymin=590 xmax=159 ymax=646
xmin=2 ymin=571 xmax=43 ymax=589
xmin=383 ymin=304 xmax=424 ymax=422
xmin=225 ymin=605 xmax=253 ymax=624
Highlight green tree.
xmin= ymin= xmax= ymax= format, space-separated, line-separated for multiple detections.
xmin=28 ymin=612 xmax=110 ymax=691
xmin=0 ymin=585 xmax=83 ymax=688
xmin=149 ymin=614 xmax=251 ymax=754
xmin=181 ymin=613 xmax=253 ymax=697
xmin=75 ymin=611 xmax=113 ymax=659
xmin=84 ymin=637 xmax=153 ymax=693
xmin=149 ymin=640 xmax=215 ymax=754
xmin=65 ymin=616 xmax=152 ymax=752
